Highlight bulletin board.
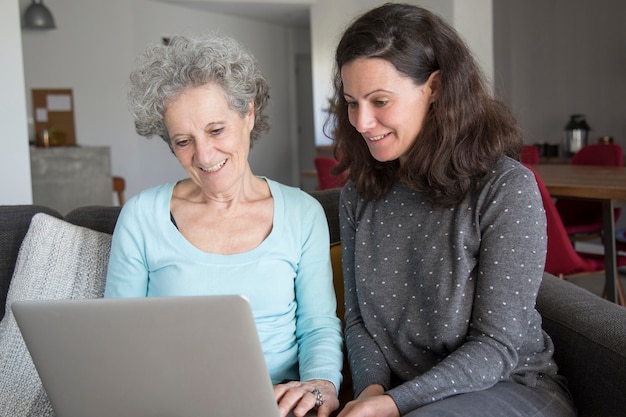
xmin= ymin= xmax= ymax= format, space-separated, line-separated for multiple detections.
xmin=32 ymin=88 xmax=76 ymax=146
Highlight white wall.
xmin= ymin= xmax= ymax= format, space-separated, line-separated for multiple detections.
xmin=452 ymin=0 xmax=493 ymax=87
xmin=309 ymin=0 xmax=494 ymax=146
xmin=494 ymin=0 xmax=626 ymax=152
xmin=0 ymin=1 xmax=32 ymax=204
xmin=19 ymin=0 xmax=298 ymax=201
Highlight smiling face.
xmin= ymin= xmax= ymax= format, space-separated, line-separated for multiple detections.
xmin=341 ymin=58 xmax=438 ymax=162
xmin=164 ymin=83 xmax=255 ymax=196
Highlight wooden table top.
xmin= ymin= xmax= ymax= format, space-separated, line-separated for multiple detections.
xmin=531 ymin=164 xmax=626 ymax=201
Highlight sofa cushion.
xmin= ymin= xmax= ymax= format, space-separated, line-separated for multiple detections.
xmin=0 ymin=213 xmax=111 ymax=416
xmin=309 ymin=189 xmax=341 ymax=244
xmin=0 ymin=206 xmax=63 ymax=321
xmin=330 ymin=242 xmax=344 ymax=322
xmin=64 ymin=205 xmax=122 ymax=235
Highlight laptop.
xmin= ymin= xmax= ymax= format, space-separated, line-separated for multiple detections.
xmin=11 ymin=294 xmax=291 ymax=417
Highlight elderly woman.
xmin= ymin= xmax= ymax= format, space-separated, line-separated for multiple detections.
xmin=104 ymin=33 xmax=342 ymax=417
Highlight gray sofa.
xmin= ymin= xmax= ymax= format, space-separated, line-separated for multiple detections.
xmin=1 ymin=188 xmax=625 ymax=416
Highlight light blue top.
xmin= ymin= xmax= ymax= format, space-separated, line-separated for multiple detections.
xmin=105 ymin=178 xmax=343 ymax=391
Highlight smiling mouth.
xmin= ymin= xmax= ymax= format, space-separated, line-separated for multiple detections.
xmin=200 ymin=159 xmax=227 ymax=173
xmin=368 ymin=133 xmax=389 ymax=142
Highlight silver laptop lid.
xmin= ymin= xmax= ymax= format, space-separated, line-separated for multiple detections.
xmin=12 ymin=295 xmax=281 ymax=417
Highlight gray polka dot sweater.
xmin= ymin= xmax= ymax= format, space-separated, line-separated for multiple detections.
xmin=340 ymin=157 xmax=559 ymax=414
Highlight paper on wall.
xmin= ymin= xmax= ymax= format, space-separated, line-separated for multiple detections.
xmin=46 ymin=94 xmax=72 ymax=112
xmin=35 ymin=108 xmax=48 ymax=123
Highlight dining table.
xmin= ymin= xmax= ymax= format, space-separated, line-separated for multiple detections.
xmin=531 ymin=164 xmax=626 ymax=303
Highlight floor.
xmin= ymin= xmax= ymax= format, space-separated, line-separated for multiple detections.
xmin=567 ymin=239 xmax=626 ymax=305
xmin=568 ymin=272 xmax=626 ymax=295
xmin=567 ymin=271 xmax=626 ymax=303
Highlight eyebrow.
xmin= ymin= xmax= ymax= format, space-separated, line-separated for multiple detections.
xmin=204 ymin=121 xmax=225 ymax=129
xmin=170 ymin=121 xmax=225 ymax=140
xmin=170 ymin=133 xmax=190 ymax=141
xmin=343 ymin=89 xmax=395 ymax=99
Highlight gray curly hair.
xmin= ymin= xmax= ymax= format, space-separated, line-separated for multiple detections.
xmin=128 ymin=33 xmax=271 ymax=150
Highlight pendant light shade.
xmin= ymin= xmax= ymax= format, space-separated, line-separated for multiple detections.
xmin=22 ymin=0 xmax=56 ymax=30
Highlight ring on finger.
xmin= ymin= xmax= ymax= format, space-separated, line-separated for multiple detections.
xmin=311 ymin=388 xmax=324 ymax=407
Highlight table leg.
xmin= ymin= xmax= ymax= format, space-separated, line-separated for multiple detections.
xmin=602 ymin=200 xmax=617 ymax=303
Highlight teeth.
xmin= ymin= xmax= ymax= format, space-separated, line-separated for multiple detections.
xmin=201 ymin=159 xmax=227 ymax=172
xmin=369 ymin=134 xmax=386 ymax=141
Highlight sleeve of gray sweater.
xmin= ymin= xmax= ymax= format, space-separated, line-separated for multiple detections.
xmin=340 ymin=160 xmax=556 ymax=415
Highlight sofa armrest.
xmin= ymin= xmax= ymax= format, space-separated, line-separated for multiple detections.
xmin=536 ymin=273 xmax=626 ymax=417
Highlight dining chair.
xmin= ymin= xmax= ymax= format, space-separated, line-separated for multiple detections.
xmin=112 ymin=176 xmax=126 ymax=206
xmin=314 ymin=157 xmax=346 ymax=190
xmin=520 ymin=145 xmax=540 ymax=164
xmin=525 ymin=163 xmax=626 ymax=306
xmin=554 ymin=143 xmax=623 ymax=238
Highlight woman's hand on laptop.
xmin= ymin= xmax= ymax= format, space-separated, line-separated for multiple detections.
xmin=274 ymin=379 xmax=339 ymax=417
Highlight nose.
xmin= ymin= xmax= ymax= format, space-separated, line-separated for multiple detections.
xmin=352 ymin=104 xmax=376 ymax=133
xmin=193 ymin=138 xmax=215 ymax=164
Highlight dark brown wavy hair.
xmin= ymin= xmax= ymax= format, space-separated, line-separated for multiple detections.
xmin=329 ymin=3 xmax=522 ymax=207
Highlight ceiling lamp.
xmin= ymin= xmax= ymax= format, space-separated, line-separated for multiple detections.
xmin=22 ymin=0 xmax=57 ymax=30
